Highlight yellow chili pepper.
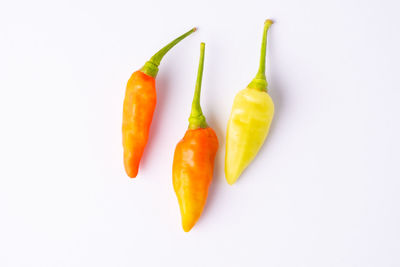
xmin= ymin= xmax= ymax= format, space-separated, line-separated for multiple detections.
xmin=225 ymin=19 xmax=274 ymax=185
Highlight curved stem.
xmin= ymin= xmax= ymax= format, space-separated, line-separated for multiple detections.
xmin=248 ymin=19 xmax=273 ymax=91
xmin=141 ymin=27 xmax=197 ymax=77
xmin=150 ymin=27 xmax=197 ymax=66
xmin=188 ymin=42 xmax=207 ymax=130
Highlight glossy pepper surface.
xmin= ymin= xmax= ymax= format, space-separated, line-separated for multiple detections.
xmin=225 ymin=20 xmax=275 ymax=185
xmin=173 ymin=43 xmax=218 ymax=232
xmin=122 ymin=28 xmax=196 ymax=178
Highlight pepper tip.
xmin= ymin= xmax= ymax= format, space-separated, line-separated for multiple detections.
xmin=182 ymin=223 xmax=194 ymax=232
xmin=226 ymin=178 xmax=236 ymax=185
xmin=124 ymin=155 xmax=139 ymax=178
xmin=192 ymin=27 xmax=198 ymax=32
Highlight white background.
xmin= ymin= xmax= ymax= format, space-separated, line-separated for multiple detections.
xmin=1 ymin=0 xmax=399 ymax=266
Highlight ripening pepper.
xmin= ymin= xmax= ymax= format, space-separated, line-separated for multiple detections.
xmin=225 ymin=20 xmax=275 ymax=185
xmin=172 ymin=43 xmax=218 ymax=232
xmin=122 ymin=28 xmax=196 ymax=178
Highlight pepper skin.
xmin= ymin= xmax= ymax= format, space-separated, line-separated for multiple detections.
xmin=225 ymin=20 xmax=275 ymax=185
xmin=172 ymin=43 xmax=218 ymax=232
xmin=122 ymin=28 xmax=196 ymax=178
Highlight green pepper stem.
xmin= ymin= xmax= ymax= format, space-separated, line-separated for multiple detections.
xmin=188 ymin=42 xmax=207 ymax=130
xmin=141 ymin=27 xmax=197 ymax=77
xmin=248 ymin=19 xmax=273 ymax=91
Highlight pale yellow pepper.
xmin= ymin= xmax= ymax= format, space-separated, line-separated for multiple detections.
xmin=225 ymin=20 xmax=275 ymax=185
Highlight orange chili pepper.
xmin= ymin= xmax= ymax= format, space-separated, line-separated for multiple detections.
xmin=122 ymin=28 xmax=196 ymax=178
xmin=172 ymin=43 xmax=218 ymax=232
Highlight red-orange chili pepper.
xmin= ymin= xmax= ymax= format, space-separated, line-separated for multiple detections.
xmin=122 ymin=28 xmax=196 ymax=178
xmin=172 ymin=43 xmax=218 ymax=232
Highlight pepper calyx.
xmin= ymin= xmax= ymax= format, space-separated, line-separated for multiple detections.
xmin=141 ymin=61 xmax=159 ymax=77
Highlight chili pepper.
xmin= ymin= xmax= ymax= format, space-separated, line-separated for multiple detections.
xmin=122 ymin=28 xmax=196 ymax=178
xmin=172 ymin=43 xmax=218 ymax=232
xmin=225 ymin=19 xmax=275 ymax=185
